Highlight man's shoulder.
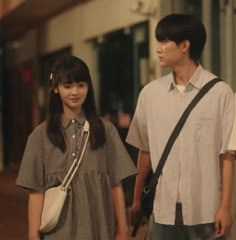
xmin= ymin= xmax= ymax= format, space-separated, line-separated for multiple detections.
xmin=141 ymin=74 xmax=170 ymax=94
xmin=207 ymin=77 xmax=233 ymax=95
xmin=203 ymin=66 xmax=227 ymax=82
xmin=201 ymin=68 xmax=233 ymax=95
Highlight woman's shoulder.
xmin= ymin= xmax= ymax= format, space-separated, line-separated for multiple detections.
xmin=100 ymin=118 xmax=115 ymax=129
xmin=28 ymin=121 xmax=47 ymax=140
xmin=100 ymin=118 xmax=117 ymax=136
xmin=22 ymin=121 xmax=47 ymax=153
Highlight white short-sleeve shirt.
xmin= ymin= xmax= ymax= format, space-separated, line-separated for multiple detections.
xmin=228 ymin=93 xmax=236 ymax=151
xmin=126 ymin=65 xmax=235 ymax=225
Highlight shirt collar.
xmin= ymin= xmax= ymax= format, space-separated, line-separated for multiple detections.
xmin=168 ymin=64 xmax=205 ymax=91
xmin=61 ymin=111 xmax=86 ymax=129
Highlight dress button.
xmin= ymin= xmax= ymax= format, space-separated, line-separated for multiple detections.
xmin=72 ymin=152 xmax=76 ymax=157
xmin=72 ymin=135 xmax=75 ymax=139
xmin=72 ymin=119 xmax=75 ymax=123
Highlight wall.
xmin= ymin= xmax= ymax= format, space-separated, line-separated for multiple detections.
xmin=0 ymin=0 xmax=26 ymax=18
xmin=0 ymin=98 xmax=3 ymax=171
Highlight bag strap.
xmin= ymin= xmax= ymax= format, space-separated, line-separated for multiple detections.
xmin=145 ymin=78 xmax=222 ymax=193
xmin=61 ymin=120 xmax=90 ymax=191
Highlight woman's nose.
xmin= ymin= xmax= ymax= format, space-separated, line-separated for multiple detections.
xmin=71 ymin=86 xmax=79 ymax=94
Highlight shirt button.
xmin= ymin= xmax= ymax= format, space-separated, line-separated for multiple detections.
xmin=72 ymin=135 xmax=75 ymax=139
xmin=72 ymin=119 xmax=75 ymax=123
xmin=72 ymin=153 xmax=76 ymax=157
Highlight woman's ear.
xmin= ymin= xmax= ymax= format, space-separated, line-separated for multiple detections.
xmin=54 ymin=88 xmax=59 ymax=94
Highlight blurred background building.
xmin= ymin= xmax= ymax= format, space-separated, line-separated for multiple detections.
xmin=0 ymin=0 xmax=235 ymax=239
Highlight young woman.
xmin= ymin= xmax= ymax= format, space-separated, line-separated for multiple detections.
xmin=16 ymin=55 xmax=136 ymax=240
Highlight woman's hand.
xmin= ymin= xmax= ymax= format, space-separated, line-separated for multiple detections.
xmin=115 ymin=229 xmax=128 ymax=240
xmin=29 ymin=233 xmax=41 ymax=240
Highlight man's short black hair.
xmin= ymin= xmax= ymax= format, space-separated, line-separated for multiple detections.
xmin=155 ymin=14 xmax=206 ymax=61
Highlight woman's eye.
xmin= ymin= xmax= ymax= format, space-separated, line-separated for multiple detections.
xmin=78 ymin=82 xmax=87 ymax=88
xmin=63 ymin=84 xmax=72 ymax=88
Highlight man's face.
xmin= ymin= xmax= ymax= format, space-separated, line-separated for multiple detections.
xmin=156 ymin=40 xmax=189 ymax=68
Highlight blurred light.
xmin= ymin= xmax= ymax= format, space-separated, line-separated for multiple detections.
xmin=124 ymin=27 xmax=131 ymax=35
xmin=11 ymin=41 xmax=20 ymax=49
xmin=97 ymin=36 xmax=104 ymax=44
xmin=22 ymin=67 xmax=32 ymax=84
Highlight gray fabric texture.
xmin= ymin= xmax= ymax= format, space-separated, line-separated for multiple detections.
xmin=16 ymin=113 xmax=137 ymax=240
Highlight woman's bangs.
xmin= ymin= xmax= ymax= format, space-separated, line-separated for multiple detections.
xmin=59 ymin=67 xmax=87 ymax=84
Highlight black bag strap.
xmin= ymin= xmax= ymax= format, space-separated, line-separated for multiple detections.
xmin=145 ymin=77 xmax=222 ymax=193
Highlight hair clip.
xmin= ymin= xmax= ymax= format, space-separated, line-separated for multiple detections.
xmin=49 ymin=73 xmax=54 ymax=86
xmin=50 ymin=73 xmax=53 ymax=81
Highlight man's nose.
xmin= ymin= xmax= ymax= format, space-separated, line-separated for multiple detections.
xmin=156 ymin=45 xmax=162 ymax=54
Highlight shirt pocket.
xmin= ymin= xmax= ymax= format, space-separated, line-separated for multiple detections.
xmin=194 ymin=113 xmax=218 ymax=144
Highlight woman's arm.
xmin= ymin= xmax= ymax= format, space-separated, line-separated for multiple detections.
xmin=28 ymin=191 xmax=44 ymax=240
xmin=112 ymin=183 xmax=128 ymax=240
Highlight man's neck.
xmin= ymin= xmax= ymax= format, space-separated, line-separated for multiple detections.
xmin=173 ymin=61 xmax=198 ymax=86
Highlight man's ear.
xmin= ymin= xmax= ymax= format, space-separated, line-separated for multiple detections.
xmin=180 ymin=40 xmax=190 ymax=53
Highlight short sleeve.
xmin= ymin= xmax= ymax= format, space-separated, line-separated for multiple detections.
xmin=16 ymin=130 xmax=45 ymax=192
xmin=105 ymin=121 xmax=137 ymax=186
xmin=220 ymin=87 xmax=235 ymax=153
xmin=228 ymin=92 xmax=236 ymax=151
xmin=126 ymin=90 xmax=149 ymax=151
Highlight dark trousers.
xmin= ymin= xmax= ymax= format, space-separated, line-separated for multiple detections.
xmin=146 ymin=204 xmax=227 ymax=240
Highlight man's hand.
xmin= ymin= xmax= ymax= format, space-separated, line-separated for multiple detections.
xmin=214 ymin=206 xmax=232 ymax=237
xmin=128 ymin=201 xmax=149 ymax=227
xmin=129 ymin=201 xmax=141 ymax=226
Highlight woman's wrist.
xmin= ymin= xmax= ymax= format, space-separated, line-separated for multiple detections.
xmin=29 ymin=231 xmax=40 ymax=240
xmin=116 ymin=224 xmax=128 ymax=234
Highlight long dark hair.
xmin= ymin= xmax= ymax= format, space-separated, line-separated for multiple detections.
xmin=47 ymin=55 xmax=105 ymax=152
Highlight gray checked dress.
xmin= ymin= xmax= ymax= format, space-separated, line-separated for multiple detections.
xmin=16 ymin=112 xmax=137 ymax=240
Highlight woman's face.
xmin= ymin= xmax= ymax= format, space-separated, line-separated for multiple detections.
xmin=54 ymin=81 xmax=88 ymax=117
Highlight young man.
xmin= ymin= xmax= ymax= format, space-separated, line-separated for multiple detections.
xmin=126 ymin=14 xmax=235 ymax=240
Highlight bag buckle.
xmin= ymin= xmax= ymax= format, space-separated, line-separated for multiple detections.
xmin=143 ymin=186 xmax=151 ymax=194
xmin=60 ymin=186 xmax=68 ymax=192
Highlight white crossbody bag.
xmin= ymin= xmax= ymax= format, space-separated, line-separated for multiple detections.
xmin=39 ymin=120 xmax=90 ymax=233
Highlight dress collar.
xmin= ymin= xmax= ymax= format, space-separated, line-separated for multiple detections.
xmin=61 ymin=111 xmax=86 ymax=129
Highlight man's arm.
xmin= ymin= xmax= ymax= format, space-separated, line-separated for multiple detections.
xmin=215 ymin=152 xmax=235 ymax=237
xmin=130 ymin=150 xmax=152 ymax=224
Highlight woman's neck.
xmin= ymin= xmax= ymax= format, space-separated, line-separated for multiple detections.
xmin=63 ymin=108 xmax=81 ymax=119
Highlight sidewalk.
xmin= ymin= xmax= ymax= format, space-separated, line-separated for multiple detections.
xmin=0 ymin=170 xmax=28 ymax=240
xmin=0 ymin=170 xmax=147 ymax=240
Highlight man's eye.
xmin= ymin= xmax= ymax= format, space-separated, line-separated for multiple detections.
xmin=159 ymin=39 xmax=169 ymax=43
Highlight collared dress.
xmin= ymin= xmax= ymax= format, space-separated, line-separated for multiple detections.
xmin=16 ymin=112 xmax=137 ymax=240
